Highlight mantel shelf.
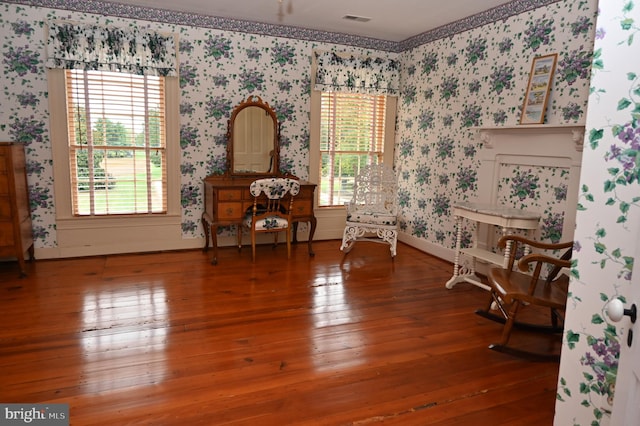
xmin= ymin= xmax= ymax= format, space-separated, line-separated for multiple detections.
xmin=471 ymin=123 xmax=586 ymax=151
xmin=471 ymin=123 xmax=585 ymax=131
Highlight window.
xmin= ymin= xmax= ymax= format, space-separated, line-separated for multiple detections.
xmin=65 ymin=69 xmax=167 ymax=216
xmin=318 ymin=92 xmax=387 ymax=207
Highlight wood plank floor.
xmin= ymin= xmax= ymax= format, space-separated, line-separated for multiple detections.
xmin=0 ymin=241 xmax=561 ymax=425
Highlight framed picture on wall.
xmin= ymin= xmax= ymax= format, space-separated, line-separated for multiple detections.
xmin=520 ymin=53 xmax=557 ymax=124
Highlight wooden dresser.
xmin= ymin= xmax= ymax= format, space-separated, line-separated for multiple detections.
xmin=0 ymin=142 xmax=34 ymax=276
xmin=202 ymin=175 xmax=317 ymax=264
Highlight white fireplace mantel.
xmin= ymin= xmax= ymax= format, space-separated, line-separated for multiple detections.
xmin=472 ymin=123 xmax=585 ymax=246
xmin=472 ymin=124 xmax=586 ymax=152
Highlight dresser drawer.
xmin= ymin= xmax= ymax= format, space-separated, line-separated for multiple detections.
xmin=217 ymin=189 xmax=243 ymax=201
xmin=217 ymin=202 xmax=244 ymax=220
xmin=291 ymin=202 xmax=313 ymax=217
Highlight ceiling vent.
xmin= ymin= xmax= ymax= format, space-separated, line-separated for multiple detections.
xmin=342 ymin=15 xmax=371 ymax=23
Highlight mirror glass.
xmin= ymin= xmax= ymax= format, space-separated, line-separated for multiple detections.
xmin=227 ymin=95 xmax=279 ymax=176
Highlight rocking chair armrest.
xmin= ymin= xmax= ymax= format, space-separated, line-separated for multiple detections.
xmin=517 ymin=253 xmax=572 ymax=273
xmin=497 ymin=235 xmax=574 ymax=251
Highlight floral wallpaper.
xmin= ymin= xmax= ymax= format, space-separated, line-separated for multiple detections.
xmin=0 ymin=0 xmax=595 ymax=250
xmin=556 ymin=1 xmax=640 ymax=424
xmin=396 ymin=0 xmax=596 ymax=250
xmin=496 ymin=163 xmax=571 ymax=243
xmin=0 ymin=1 xmax=396 ymax=245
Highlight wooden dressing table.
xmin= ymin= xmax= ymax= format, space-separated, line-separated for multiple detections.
xmin=202 ymin=176 xmax=316 ymax=264
xmin=201 ymin=95 xmax=317 ymax=265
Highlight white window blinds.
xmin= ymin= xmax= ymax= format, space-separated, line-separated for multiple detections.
xmin=319 ymin=92 xmax=387 ymax=207
xmin=65 ymin=69 xmax=167 ymax=216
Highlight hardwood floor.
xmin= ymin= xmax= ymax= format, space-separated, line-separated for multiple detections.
xmin=0 ymin=241 xmax=561 ymax=425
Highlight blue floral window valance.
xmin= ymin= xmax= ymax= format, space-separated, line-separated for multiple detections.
xmin=46 ymin=21 xmax=178 ymax=77
xmin=314 ymin=51 xmax=400 ymax=96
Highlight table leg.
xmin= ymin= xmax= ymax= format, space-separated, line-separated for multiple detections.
xmin=292 ymin=219 xmax=316 ymax=257
xmin=210 ymin=224 xmax=219 ymax=265
xmin=501 ymin=226 xmax=512 ymax=269
xmin=308 ymin=216 xmax=317 ymax=257
xmin=445 ymin=215 xmax=464 ymax=289
xmin=201 ymin=213 xmax=210 ymax=252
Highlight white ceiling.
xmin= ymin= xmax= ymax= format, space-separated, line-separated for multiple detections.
xmin=101 ymin=0 xmax=514 ymax=42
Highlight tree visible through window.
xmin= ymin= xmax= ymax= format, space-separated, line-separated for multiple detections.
xmin=319 ymin=92 xmax=387 ymax=207
xmin=65 ymin=69 xmax=167 ymax=215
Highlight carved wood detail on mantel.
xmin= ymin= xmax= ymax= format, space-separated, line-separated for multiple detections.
xmin=474 ymin=124 xmax=585 ymax=152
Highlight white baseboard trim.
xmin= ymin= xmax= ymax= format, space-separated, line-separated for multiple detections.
xmin=35 ymin=238 xmax=205 ymax=259
xmin=397 ymin=232 xmax=454 ymax=263
xmin=33 ymin=227 xmax=457 ymax=265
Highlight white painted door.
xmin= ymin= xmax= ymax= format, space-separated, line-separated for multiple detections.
xmin=608 ymin=227 xmax=640 ymax=425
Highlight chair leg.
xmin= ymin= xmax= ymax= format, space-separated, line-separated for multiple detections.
xmin=251 ymin=229 xmax=256 ymax=263
xmin=498 ymin=300 xmax=520 ymax=346
xmin=340 ymin=225 xmax=357 ymax=253
xmin=487 ymin=292 xmax=499 ymax=314
xmin=483 ymin=297 xmax=563 ymax=361
xmin=493 ymin=292 xmax=510 ymax=319
xmin=475 ymin=291 xmax=508 ymax=323
xmin=378 ymin=228 xmax=397 ymax=257
xmin=286 ymin=228 xmax=291 ymax=259
xmin=488 ymin=300 xmax=521 ymax=354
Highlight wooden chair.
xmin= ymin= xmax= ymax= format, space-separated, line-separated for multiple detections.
xmin=243 ymin=177 xmax=300 ymax=262
xmin=340 ymin=164 xmax=398 ymax=258
xmin=476 ymin=235 xmax=573 ymax=360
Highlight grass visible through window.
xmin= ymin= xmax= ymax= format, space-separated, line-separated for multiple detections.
xmin=75 ymin=151 xmax=164 ymax=215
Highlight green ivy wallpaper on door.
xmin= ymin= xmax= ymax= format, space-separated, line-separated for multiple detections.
xmin=556 ymin=1 xmax=640 ymax=424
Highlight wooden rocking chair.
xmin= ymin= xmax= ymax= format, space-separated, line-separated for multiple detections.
xmin=476 ymin=235 xmax=573 ymax=361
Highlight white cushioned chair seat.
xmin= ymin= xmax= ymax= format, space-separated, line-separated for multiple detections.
xmin=244 ymin=215 xmax=290 ymax=231
xmin=347 ymin=210 xmax=397 ymax=226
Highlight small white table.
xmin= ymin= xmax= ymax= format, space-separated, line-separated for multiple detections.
xmin=445 ymin=202 xmax=541 ymax=290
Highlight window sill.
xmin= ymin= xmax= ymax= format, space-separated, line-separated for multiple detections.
xmin=56 ymin=214 xmax=181 ymax=230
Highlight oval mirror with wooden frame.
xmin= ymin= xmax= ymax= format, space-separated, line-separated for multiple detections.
xmin=226 ymin=95 xmax=280 ymax=176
